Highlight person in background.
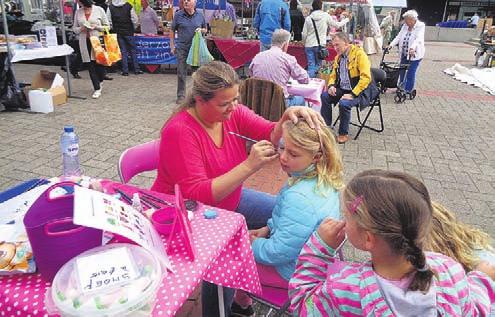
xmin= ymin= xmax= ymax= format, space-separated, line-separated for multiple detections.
xmin=302 ymin=0 xmax=348 ymax=78
xmin=249 ymin=29 xmax=309 ymax=107
xmin=380 ymin=11 xmax=395 ymax=46
xmin=93 ymin=0 xmax=113 ymax=80
xmin=169 ymin=0 xmax=207 ymax=104
xmin=253 ymin=0 xmax=291 ymax=51
xmin=388 ymin=9 xmax=425 ymax=96
xmin=425 ymin=202 xmax=495 ymax=275
xmin=72 ymin=0 xmax=109 ymax=99
xmin=320 ymin=32 xmax=373 ymax=144
xmin=225 ymin=1 xmax=237 ymax=33
xmin=139 ymin=0 xmax=159 ymax=34
xmin=231 ymin=118 xmax=343 ymax=317
xmin=289 ymin=0 xmax=304 ymax=41
xmin=107 ymin=0 xmax=142 ymax=76
xmin=290 ymin=169 xmax=495 ymax=316
xmin=470 ymin=12 xmax=480 ymax=28
xmin=151 ymin=61 xmax=323 ymax=316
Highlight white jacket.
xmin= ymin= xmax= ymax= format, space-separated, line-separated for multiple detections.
xmin=302 ymin=10 xmax=348 ymax=48
xmin=389 ymin=20 xmax=425 ymax=61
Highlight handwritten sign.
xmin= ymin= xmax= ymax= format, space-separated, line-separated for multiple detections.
xmin=76 ymin=247 xmax=139 ymax=293
xmin=135 ymin=36 xmax=177 ymax=64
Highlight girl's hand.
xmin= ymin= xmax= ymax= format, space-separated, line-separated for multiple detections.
xmin=249 ymin=226 xmax=269 ymax=243
xmin=244 ymin=140 xmax=278 ymax=171
xmin=281 ymin=106 xmax=325 ymax=130
xmin=475 ymin=261 xmax=495 ymax=280
xmin=317 ymin=218 xmax=346 ymax=250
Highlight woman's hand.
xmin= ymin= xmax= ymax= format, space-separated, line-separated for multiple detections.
xmin=317 ymin=218 xmax=346 ymax=250
xmin=281 ymin=106 xmax=325 ymax=130
xmin=249 ymin=226 xmax=270 ymax=243
xmin=475 ymin=261 xmax=495 ymax=280
xmin=244 ymin=140 xmax=278 ymax=172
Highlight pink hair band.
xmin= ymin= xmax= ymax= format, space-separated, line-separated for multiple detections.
xmin=348 ymin=195 xmax=364 ymax=213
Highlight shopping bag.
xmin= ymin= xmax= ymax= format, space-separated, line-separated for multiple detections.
xmin=186 ymin=31 xmax=214 ymax=67
xmin=90 ymin=35 xmax=112 ymax=66
xmin=103 ymin=30 xmax=121 ymax=64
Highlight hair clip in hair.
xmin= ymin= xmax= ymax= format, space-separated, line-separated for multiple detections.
xmin=348 ymin=195 xmax=364 ymax=213
xmin=417 ymin=264 xmax=429 ymax=272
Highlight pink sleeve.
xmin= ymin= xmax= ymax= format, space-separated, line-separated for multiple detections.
xmin=159 ymin=125 xmax=216 ymax=206
xmin=235 ymin=105 xmax=276 ymax=141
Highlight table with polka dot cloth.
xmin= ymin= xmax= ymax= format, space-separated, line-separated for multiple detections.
xmin=0 ymin=181 xmax=262 ymax=316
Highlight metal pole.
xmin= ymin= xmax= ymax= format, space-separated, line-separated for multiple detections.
xmin=1 ymin=0 xmax=15 ymax=75
xmin=442 ymin=0 xmax=448 ymax=22
xmin=57 ymin=0 xmax=72 ymax=96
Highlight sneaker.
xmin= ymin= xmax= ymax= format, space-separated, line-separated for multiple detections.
xmin=122 ymin=72 xmax=129 ymax=76
xmin=176 ymin=97 xmax=185 ymax=105
xmin=134 ymin=70 xmax=144 ymax=75
xmin=92 ymin=89 xmax=102 ymax=99
xmin=72 ymin=73 xmax=82 ymax=79
xmin=103 ymin=75 xmax=113 ymax=80
xmin=231 ymin=302 xmax=254 ymax=317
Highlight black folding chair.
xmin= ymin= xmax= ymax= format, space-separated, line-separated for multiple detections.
xmin=332 ymin=68 xmax=385 ymax=140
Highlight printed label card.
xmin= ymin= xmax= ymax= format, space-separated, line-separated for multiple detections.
xmin=76 ymin=246 xmax=139 ymax=293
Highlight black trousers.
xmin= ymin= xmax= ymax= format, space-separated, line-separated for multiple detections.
xmin=85 ymin=38 xmax=105 ymax=90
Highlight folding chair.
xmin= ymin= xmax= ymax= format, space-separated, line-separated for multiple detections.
xmin=117 ymin=139 xmax=160 ymax=183
xmin=239 ymin=78 xmax=287 ymax=121
xmin=249 ymin=250 xmax=345 ymax=316
xmin=332 ymin=68 xmax=386 ymax=140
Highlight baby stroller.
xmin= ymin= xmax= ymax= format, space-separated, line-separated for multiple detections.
xmin=380 ymin=48 xmax=417 ymax=103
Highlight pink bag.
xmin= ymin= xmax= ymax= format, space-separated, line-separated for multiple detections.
xmin=23 ymin=182 xmax=103 ymax=281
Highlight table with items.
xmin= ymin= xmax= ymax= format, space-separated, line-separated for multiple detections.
xmin=0 ymin=179 xmax=261 ymax=317
xmin=209 ymin=37 xmax=337 ymax=69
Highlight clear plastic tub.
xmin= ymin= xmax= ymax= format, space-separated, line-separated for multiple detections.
xmin=46 ymin=243 xmax=162 ymax=317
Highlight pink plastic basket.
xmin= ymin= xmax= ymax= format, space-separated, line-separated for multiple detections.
xmin=23 ymin=182 xmax=103 ymax=282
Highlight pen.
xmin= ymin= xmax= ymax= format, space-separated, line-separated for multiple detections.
xmin=140 ymin=195 xmax=161 ymax=209
xmin=114 ymin=188 xmax=133 ymax=205
xmin=228 ymin=131 xmax=258 ymax=143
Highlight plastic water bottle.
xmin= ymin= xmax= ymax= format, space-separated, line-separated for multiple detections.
xmin=60 ymin=125 xmax=81 ymax=177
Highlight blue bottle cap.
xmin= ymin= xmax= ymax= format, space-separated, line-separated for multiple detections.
xmin=203 ymin=209 xmax=218 ymax=219
xmin=64 ymin=125 xmax=74 ymax=133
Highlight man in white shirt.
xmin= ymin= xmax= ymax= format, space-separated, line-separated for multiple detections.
xmin=470 ymin=13 xmax=480 ymax=28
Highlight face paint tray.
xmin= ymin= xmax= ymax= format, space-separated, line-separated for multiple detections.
xmin=45 ymin=243 xmax=162 ymax=317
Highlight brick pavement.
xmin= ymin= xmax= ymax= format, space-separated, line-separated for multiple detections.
xmin=1 ymin=41 xmax=494 ymax=315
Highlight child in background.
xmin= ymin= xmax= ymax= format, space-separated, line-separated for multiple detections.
xmin=426 ymin=202 xmax=495 ymax=274
xmin=290 ymin=170 xmax=495 ymax=316
xmin=231 ymin=119 xmax=344 ymax=317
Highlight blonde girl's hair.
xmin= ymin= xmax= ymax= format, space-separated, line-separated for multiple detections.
xmin=282 ymin=119 xmax=344 ymax=191
xmin=343 ymin=169 xmax=435 ymax=294
xmin=165 ymin=61 xmax=240 ymax=125
xmin=425 ymin=202 xmax=492 ymax=272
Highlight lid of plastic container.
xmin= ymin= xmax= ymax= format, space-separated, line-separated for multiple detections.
xmin=49 ymin=243 xmax=162 ymax=317
xmin=64 ymin=125 xmax=74 ymax=133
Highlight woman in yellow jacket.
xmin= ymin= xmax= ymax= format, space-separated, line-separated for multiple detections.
xmin=321 ymin=32 xmax=373 ymax=144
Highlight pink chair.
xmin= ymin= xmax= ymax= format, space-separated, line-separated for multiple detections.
xmin=118 ymin=139 xmax=161 ymax=183
xmin=250 ymin=250 xmax=345 ymax=316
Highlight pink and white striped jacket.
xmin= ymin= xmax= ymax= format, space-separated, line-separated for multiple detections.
xmin=289 ymin=233 xmax=495 ymax=316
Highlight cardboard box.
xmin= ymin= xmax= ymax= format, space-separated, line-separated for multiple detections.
xmin=25 ymin=70 xmax=67 ymax=109
xmin=210 ymin=19 xmax=234 ymax=39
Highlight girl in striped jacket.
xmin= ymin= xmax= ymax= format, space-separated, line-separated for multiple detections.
xmin=289 ymin=169 xmax=495 ymax=316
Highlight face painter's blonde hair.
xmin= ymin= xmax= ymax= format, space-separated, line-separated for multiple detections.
xmin=283 ymin=119 xmax=344 ymax=191
xmin=425 ymin=202 xmax=492 ymax=272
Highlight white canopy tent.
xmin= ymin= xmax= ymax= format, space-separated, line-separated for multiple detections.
xmin=372 ymin=0 xmax=407 ymax=8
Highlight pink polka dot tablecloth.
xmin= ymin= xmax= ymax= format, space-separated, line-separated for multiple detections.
xmin=0 ymin=182 xmax=262 ymax=317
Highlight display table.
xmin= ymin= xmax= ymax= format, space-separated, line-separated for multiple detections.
xmin=10 ymin=44 xmax=74 ymax=63
xmin=0 ymin=180 xmax=261 ymax=317
xmin=287 ymin=78 xmax=326 ymax=108
xmin=209 ymin=38 xmax=337 ymax=69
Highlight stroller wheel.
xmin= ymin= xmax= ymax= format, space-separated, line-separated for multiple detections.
xmin=401 ymin=95 xmax=407 ymax=103
xmin=381 ymin=87 xmax=388 ymax=94
xmin=394 ymin=94 xmax=402 ymax=103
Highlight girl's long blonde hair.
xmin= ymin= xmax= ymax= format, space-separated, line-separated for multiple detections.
xmin=425 ymin=202 xmax=492 ymax=272
xmin=283 ymin=120 xmax=344 ymax=191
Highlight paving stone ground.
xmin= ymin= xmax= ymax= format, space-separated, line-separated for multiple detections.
xmin=1 ymin=41 xmax=494 ymax=316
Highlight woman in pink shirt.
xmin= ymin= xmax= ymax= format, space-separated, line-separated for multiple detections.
xmin=151 ymin=61 xmax=322 ymax=316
